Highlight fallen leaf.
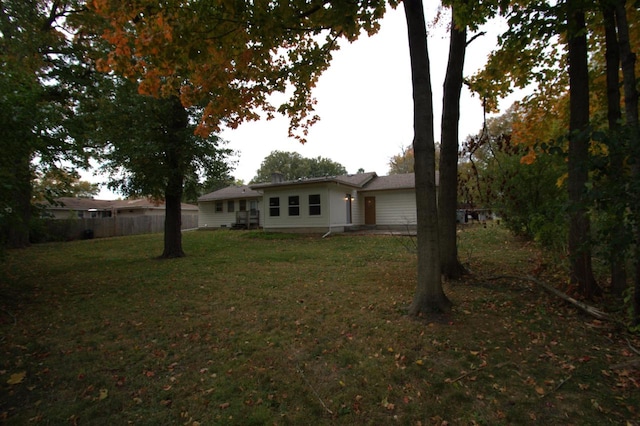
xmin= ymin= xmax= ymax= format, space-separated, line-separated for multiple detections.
xmin=99 ymin=389 xmax=108 ymax=400
xmin=219 ymin=402 xmax=230 ymax=409
xmin=535 ymin=386 xmax=545 ymax=396
xmin=7 ymin=372 xmax=26 ymax=385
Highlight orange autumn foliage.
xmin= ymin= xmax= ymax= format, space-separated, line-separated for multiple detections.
xmin=85 ymin=0 xmax=392 ymax=142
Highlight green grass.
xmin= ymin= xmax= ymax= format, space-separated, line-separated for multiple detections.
xmin=0 ymin=225 xmax=638 ymax=425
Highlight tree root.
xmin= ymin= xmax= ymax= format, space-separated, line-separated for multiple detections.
xmin=486 ymin=275 xmax=610 ymax=321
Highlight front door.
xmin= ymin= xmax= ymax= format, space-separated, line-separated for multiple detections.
xmin=364 ymin=196 xmax=376 ymax=225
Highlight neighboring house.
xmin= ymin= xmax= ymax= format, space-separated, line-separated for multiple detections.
xmin=197 ymin=172 xmax=437 ymax=233
xmin=197 ymin=185 xmax=263 ymax=229
xmin=43 ymin=197 xmax=199 ymax=220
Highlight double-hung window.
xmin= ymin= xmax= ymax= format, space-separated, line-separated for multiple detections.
xmin=288 ymin=196 xmax=300 ymax=216
xmin=309 ymin=194 xmax=321 ymax=216
xmin=269 ymin=197 xmax=280 ymax=216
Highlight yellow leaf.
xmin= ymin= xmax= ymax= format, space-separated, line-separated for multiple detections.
xmin=415 ymin=359 xmax=424 ymax=366
xmin=535 ymin=386 xmax=545 ymax=396
xmin=7 ymin=371 xmax=26 ymax=385
xmin=99 ymin=389 xmax=108 ymax=400
xmin=556 ymin=172 xmax=568 ymax=188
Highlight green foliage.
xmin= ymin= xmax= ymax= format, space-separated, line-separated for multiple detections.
xmin=251 ymin=151 xmax=347 ymax=183
xmin=32 ymin=169 xmax=100 ymax=201
xmin=86 ymin=78 xmax=235 ymax=199
xmin=460 ymin=109 xmax=568 ymax=250
xmin=468 ymin=1 xmax=566 ymax=112
xmin=0 ymin=1 xmax=96 ymax=247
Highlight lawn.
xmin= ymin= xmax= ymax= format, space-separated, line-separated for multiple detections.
xmin=0 ymin=225 xmax=638 ymax=425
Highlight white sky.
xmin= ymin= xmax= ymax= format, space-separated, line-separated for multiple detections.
xmin=91 ymin=4 xmax=521 ymax=199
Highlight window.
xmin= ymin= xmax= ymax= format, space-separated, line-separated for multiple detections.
xmin=215 ymin=201 xmax=223 ymax=213
xmin=227 ymin=200 xmax=235 ymax=213
xmin=288 ymin=196 xmax=300 ymax=216
xmin=309 ymin=194 xmax=321 ymax=216
xmin=239 ymin=200 xmax=247 ymax=211
xmin=269 ymin=197 xmax=280 ymax=216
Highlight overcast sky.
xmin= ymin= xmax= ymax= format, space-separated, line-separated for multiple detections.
xmin=91 ymin=4 xmax=521 ymax=199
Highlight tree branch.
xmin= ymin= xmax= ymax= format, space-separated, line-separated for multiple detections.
xmin=466 ymin=31 xmax=486 ymax=47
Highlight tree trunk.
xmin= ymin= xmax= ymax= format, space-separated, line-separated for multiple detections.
xmin=162 ymin=181 xmax=185 ymax=259
xmin=566 ymin=0 xmax=601 ymax=298
xmin=614 ymin=0 xmax=639 ymax=324
xmin=439 ymin=7 xmax=468 ymax=280
xmin=601 ymin=0 xmax=626 ymax=295
xmin=6 ymin=154 xmax=32 ymax=249
xmin=404 ymin=0 xmax=452 ymax=315
xmin=160 ymin=96 xmax=188 ymax=259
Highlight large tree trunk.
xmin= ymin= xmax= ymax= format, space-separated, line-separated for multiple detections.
xmin=160 ymin=96 xmax=188 ymax=259
xmin=601 ymin=0 xmax=626 ymax=295
xmin=614 ymin=0 xmax=639 ymax=324
xmin=162 ymin=179 xmax=185 ymax=259
xmin=439 ymin=7 xmax=468 ymax=280
xmin=6 ymin=154 xmax=32 ymax=249
xmin=404 ymin=0 xmax=452 ymax=315
xmin=566 ymin=1 xmax=601 ymax=298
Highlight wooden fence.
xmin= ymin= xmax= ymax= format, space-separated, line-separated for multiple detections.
xmin=40 ymin=214 xmax=199 ymax=241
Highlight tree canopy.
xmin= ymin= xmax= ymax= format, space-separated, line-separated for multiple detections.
xmin=88 ymin=0 xmax=391 ymax=142
xmin=32 ymin=169 xmax=100 ymax=201
xmin=251 ymin=151 xmax=347 ymax=183
xmin=0 ymin=0 xmax=92 ymax=247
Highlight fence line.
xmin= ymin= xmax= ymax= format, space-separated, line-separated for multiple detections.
xmin=41 ymin=215 xmax=199 ymax=241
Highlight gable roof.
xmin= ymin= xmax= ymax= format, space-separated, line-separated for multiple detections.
xmin=198 ymin=185 xmax=261 ymax=202
xmin=359 ymin=172 xmax=439 ymax=192
xmin=360 ymin=173 xmax=415 ymax=192
xmin=250 ymin=172 xmax=377 ymax=190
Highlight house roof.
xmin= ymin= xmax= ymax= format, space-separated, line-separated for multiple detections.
xmin=198 ymin=185 xmax=262 ymax=202
xmin=196 ymin=172 xmax=437 ymax=201
xmin=250 ymin=172 xmax=377 ymax=190
xmin=45 ymin=197 xmax=198 ymax=211
xmin=359 ymin=172 xmax=439 ymax=192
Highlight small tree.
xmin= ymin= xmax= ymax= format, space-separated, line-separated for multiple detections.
xmin=388 ymin=145 xmax=415 ymax=174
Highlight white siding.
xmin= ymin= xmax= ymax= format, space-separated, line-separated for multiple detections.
xmin=357 ymin=190 xmax=417 ymax=226
xmin=198 ymin=198 xmax=262 ymax=229
xmin=328 ymin=187 xmax=348 ymax=226
xmin=262 ymin=185 xmax=330 ymax=230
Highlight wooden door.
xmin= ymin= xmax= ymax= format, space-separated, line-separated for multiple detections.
xmin=364 ymin=196 xmax=376 ymax=225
